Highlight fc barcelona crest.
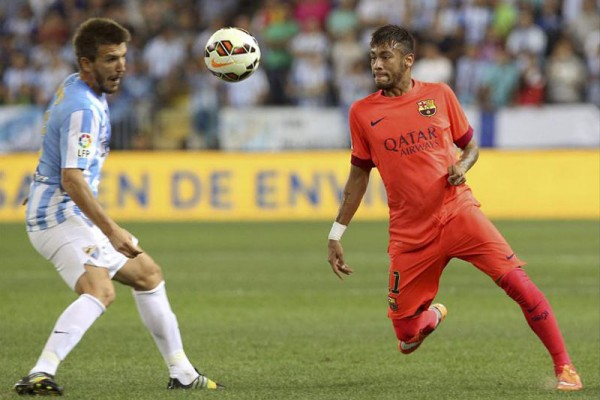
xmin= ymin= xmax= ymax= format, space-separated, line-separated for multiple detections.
xmin=417 ymin=99 xmax=436 ymax=117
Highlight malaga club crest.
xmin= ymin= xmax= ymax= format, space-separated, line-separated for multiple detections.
xmin=417 ymin=99 xmax=436 ymax=117
xmin=82 ymin=245 xmax=99 ymax=259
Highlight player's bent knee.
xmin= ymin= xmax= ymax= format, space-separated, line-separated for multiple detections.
xmin=75 ymin=269 xmax=116 ymax=307
xmin=133 ymin=264 xmax=163 ymax=291
xmin=138 ymin=275 xmax=162 ymax=291
xmin=79 ymin=285 xmax=115 ymax=307
xmin=100 ymin=290 xmax=116 ymax=307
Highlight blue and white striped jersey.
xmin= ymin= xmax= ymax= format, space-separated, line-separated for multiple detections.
xmin=26 ymin=73 xmax=111 ymax=231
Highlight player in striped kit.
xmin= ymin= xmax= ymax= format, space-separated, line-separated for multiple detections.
xmin=15 ymin=18 xmax=221 ymax=396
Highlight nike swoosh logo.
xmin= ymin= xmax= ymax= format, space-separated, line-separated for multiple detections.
xmin=506 ymin=253 xmax=515 ymax=260
xmin=370 ymin=117 xmax=386 ymax=127
xmin=557 ymin=381 xmax=578 ymax=387
xmin=399 ymin=340 xmax=420 ymax=350
xmin=210 ymin=59 xmax=234 ymax=68
xmin=53 ymin=330 xmax=69 ymax=334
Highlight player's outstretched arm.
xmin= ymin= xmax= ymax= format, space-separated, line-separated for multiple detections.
xmin=448 ymin=139 xmax=479 ymax=186
xmin=327 ymin=164 xmax=370 ymax=279
xmin=328 ymin=239 xmax=352 ymax=279
xmin=61 ymin=168 xmax=143 ymax=258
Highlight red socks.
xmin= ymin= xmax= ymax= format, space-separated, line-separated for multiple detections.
xmin=391 ymin=268 xmax=571 ymax=375
xmin=498 ymin=267 xmax=571 ymax=374
xmin=392 ymin=308 xmax=438 ymax=343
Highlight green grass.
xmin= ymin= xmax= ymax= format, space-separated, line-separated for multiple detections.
xmin=0 ymin=220 xmax=598 ymax=400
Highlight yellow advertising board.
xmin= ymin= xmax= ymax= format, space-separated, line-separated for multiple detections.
xmin=0 ymin=150 xmax=598 ymax=222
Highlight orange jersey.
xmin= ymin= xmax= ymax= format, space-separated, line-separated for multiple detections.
xmin=349 ymin=80 xmax=478 ymax=247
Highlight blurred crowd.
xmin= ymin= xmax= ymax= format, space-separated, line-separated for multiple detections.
xmin=0 ymin=0 xmax=599 ymax=149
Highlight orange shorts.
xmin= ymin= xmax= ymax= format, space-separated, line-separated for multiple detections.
xmin=387 ymin=205 xmax=524 ymax=320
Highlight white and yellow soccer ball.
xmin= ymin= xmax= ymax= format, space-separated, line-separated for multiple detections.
xmin=204 ymin=27 xmax=261 ymax=82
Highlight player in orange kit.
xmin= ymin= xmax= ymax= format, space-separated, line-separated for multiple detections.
xmin=326 ymin=24 xmax=582 ymax=391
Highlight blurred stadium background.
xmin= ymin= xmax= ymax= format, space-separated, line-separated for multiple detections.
xmin=0 ymin=0 xmax=598 ymax=221
xmin=0 ymin=0 xmax=599 ymax=149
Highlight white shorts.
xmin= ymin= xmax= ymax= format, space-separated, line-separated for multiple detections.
xmin=28 ymin=216 xmax=137 ymax=291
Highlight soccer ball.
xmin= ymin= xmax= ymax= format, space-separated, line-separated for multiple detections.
xmin=204 ymin=27 xmax=261 ymax=82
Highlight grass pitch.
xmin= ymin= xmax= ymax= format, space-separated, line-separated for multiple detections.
xmin=0 ymin=220 xmax=598 ymax=399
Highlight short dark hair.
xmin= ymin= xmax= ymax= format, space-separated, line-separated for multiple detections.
xmin=370 ymin=25 xmax=415 ymax=55
xmin=73 ymin=18 xmax=131 ymax=65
